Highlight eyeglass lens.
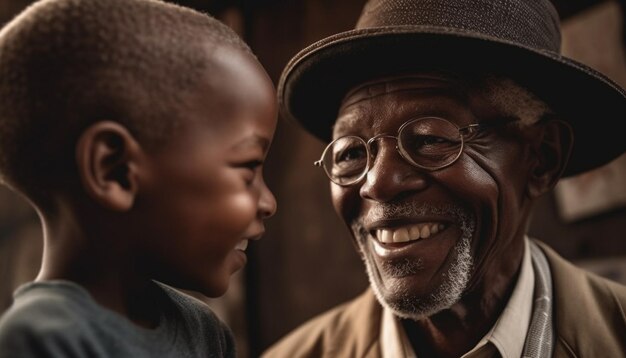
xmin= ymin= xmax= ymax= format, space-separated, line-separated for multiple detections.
xmin=322 ymin=117 xmax=464 ymax=185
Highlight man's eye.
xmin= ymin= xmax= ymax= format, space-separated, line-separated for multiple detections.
xmin=336 ymin=146 xmax=366 ymax=164
xmin=418 ymin=135 xmax=448 ymax=145
xmin=410 ymin=134 xmax=457 ymax=148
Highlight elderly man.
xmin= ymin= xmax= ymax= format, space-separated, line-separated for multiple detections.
xmin=264 ymin=0 xmax=626 ymax=357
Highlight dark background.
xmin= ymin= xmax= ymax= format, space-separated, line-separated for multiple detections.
xmin=0 ymin=1 xmax=625 ymax=357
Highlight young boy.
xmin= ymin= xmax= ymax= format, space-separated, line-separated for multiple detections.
xmin=0 ymin=0 xmax=277 ymax=356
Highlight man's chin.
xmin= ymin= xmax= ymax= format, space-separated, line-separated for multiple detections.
xmin=363 ymin=235 xmax=473 ymax=320
xmin=367 ymin=273 xmax=458 ymax=320
xmin=372 ymin=281 xmax=459 ymax=320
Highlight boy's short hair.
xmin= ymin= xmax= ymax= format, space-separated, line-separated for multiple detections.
xmin=0 ymin=0 xmax=252 ymax=208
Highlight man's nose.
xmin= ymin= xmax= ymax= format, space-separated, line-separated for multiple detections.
xmin=258 ymin=178 xmax=277 ymax=219
xmin=359 ymin=141 xmax=429 ymax=202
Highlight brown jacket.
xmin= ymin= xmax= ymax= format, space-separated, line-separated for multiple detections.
xmin=263 ymin=242 xmax=626 ymax=357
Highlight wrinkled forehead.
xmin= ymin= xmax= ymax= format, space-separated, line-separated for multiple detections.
xmin=333 ymin=72 xmax=548 ymax=137
xmin=334 ymin=73 xmax=471 ymax=134
xmin=340 ymin=73 xmax=465 ymax=109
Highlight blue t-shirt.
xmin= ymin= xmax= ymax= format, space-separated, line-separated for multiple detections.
xmin=0 ymin=280 xmax=235 ymax=357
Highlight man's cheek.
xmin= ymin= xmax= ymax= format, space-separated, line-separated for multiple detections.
xmin=331 ymin=184 xmax=360 ymax=222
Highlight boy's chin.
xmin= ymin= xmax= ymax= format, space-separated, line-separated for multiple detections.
xmin=168 ymin=285 xmax=228 ymax=303
xmin=190 ymin=277 xmax=232 ymax=299
xmin=201 ymin=283 xmax=230 ymax=299
xmin=159 ymin=274 xmax=231 ymax=299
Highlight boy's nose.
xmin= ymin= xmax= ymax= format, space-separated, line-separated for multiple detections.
xmin=259 ymin=179 xmax=277 ymax=219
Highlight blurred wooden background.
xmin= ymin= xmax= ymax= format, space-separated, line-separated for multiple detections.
xmin=0 ymin=0 xmax=625 ymax=357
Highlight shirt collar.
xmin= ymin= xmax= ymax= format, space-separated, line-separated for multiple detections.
xmin=380 ymin=238 xmax=535 ymax=358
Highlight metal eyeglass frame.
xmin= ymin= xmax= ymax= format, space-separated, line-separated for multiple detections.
xmin=314 ymin=116 xmax=507 ymax=186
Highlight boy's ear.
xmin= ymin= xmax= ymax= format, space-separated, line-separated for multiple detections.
xmin=76 ymin=121 xmax=144 ymax=211
xmin=526 ymin=119 xmax=574 ymax=199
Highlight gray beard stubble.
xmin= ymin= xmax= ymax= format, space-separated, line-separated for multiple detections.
xmin=351 ymin=202 xmax=475 ymax=320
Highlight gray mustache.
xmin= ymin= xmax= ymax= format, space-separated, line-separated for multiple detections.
xmin=365 ymin=202 xmax=475 ymax=228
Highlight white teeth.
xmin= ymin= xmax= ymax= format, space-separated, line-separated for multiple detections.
xmin=374 ymin=222 xmax=446 ymax=244
xmin=393 ymin=228 xmax=410 ymax=242
xmin=381 ymin=230 xmax=393 ymax=243
xmin=409 ymin=225 xmax=422 ymax=240
xmin=235 ymin=240 xmax=248 ymax=251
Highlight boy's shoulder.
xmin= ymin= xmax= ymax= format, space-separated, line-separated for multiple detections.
xmin=0 ymin=281 xmax=102 ymax=357
xmin=155 ymin=282 xmax=236 ymax=354
xmin=0 ymin=281 xmax=236 ymax=357
xmin=0 ymin=280 xmax=93 ymax=329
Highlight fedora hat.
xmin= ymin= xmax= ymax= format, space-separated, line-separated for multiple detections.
xmin=278 ymin=0 xmax=626 ymax=177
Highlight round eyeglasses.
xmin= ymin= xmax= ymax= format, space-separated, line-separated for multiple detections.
xmin=314 ymin=116 xmax=504 ymax=186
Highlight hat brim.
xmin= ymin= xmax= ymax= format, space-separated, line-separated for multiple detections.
xmin=278 ymin=27 xmax=626 ymax=177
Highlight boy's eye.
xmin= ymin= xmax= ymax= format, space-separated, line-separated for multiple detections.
xmin=240 ymin=160 xmax=263 ymax=171
xmin=236 ymin=159 xmax=263 ymax=185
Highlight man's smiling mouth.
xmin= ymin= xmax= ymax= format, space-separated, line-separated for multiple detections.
xmin=373 ymin=222 xmax=447 ymax=244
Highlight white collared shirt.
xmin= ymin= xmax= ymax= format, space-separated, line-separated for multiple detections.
xmin=381 ymin=238 xmax=535 ymax=358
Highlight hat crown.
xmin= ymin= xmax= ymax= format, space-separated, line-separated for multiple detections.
xmin=356 ymin=0 xmax=562 ymax=53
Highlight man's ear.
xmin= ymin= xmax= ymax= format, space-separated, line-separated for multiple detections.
xmin=75 ymin=121 xmax=144 ymax=211
xmin=526 ymin=119 xmax=574 ymax=198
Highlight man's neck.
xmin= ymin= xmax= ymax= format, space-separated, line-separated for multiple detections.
xmin=401 ymin=251 xmax=523 ymax=357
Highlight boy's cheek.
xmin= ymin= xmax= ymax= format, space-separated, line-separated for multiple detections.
xmin=208 ymin=192 xmax=258 ymax=234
